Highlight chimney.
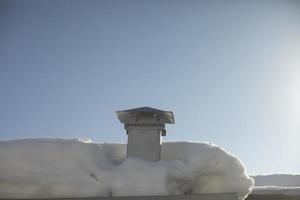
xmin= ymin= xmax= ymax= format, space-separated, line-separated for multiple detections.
xmin=116 ymin=107 xmax=175 ymax=161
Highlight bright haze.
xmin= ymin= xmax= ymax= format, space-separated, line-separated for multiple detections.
xmin=0 ymin=0 xmax=299 ymax=174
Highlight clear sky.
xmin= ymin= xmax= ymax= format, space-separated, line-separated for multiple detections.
xmin=0 ymin=0 xmax=299 ymax=174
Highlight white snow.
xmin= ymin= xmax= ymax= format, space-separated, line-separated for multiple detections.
xmin=252 ymin=174 xmax=300 ymax=187
xmin=252 ymin=186 xmax=300 ymax=196
xmin=251 ymin=174 xmax=300 ymax=196
xmin=0 ymin=139 xmax=253 ymax=199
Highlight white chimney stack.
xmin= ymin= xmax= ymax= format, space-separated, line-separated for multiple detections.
xmin=117 ymin=107 xmax=175 ymax=161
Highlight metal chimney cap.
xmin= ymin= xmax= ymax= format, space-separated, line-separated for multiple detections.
xmin=116 ymin=106 xmax=175 ymax=124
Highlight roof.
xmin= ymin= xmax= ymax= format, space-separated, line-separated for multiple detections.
xmin=116 ymin=106 xmax=175 ymax=124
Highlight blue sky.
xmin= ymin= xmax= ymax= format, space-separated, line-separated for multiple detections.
xmin=0 ymin=0 xmax=299 ymax=174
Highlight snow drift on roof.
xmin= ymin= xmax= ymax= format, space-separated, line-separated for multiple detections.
xmin=0 ymin=139 xmax=253 ymax=199
xmin=252 ymin=174 xmax=300 ymax=187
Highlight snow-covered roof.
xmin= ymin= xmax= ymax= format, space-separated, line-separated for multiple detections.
xmin=0 ymin=139 xmax=253 ymax=199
